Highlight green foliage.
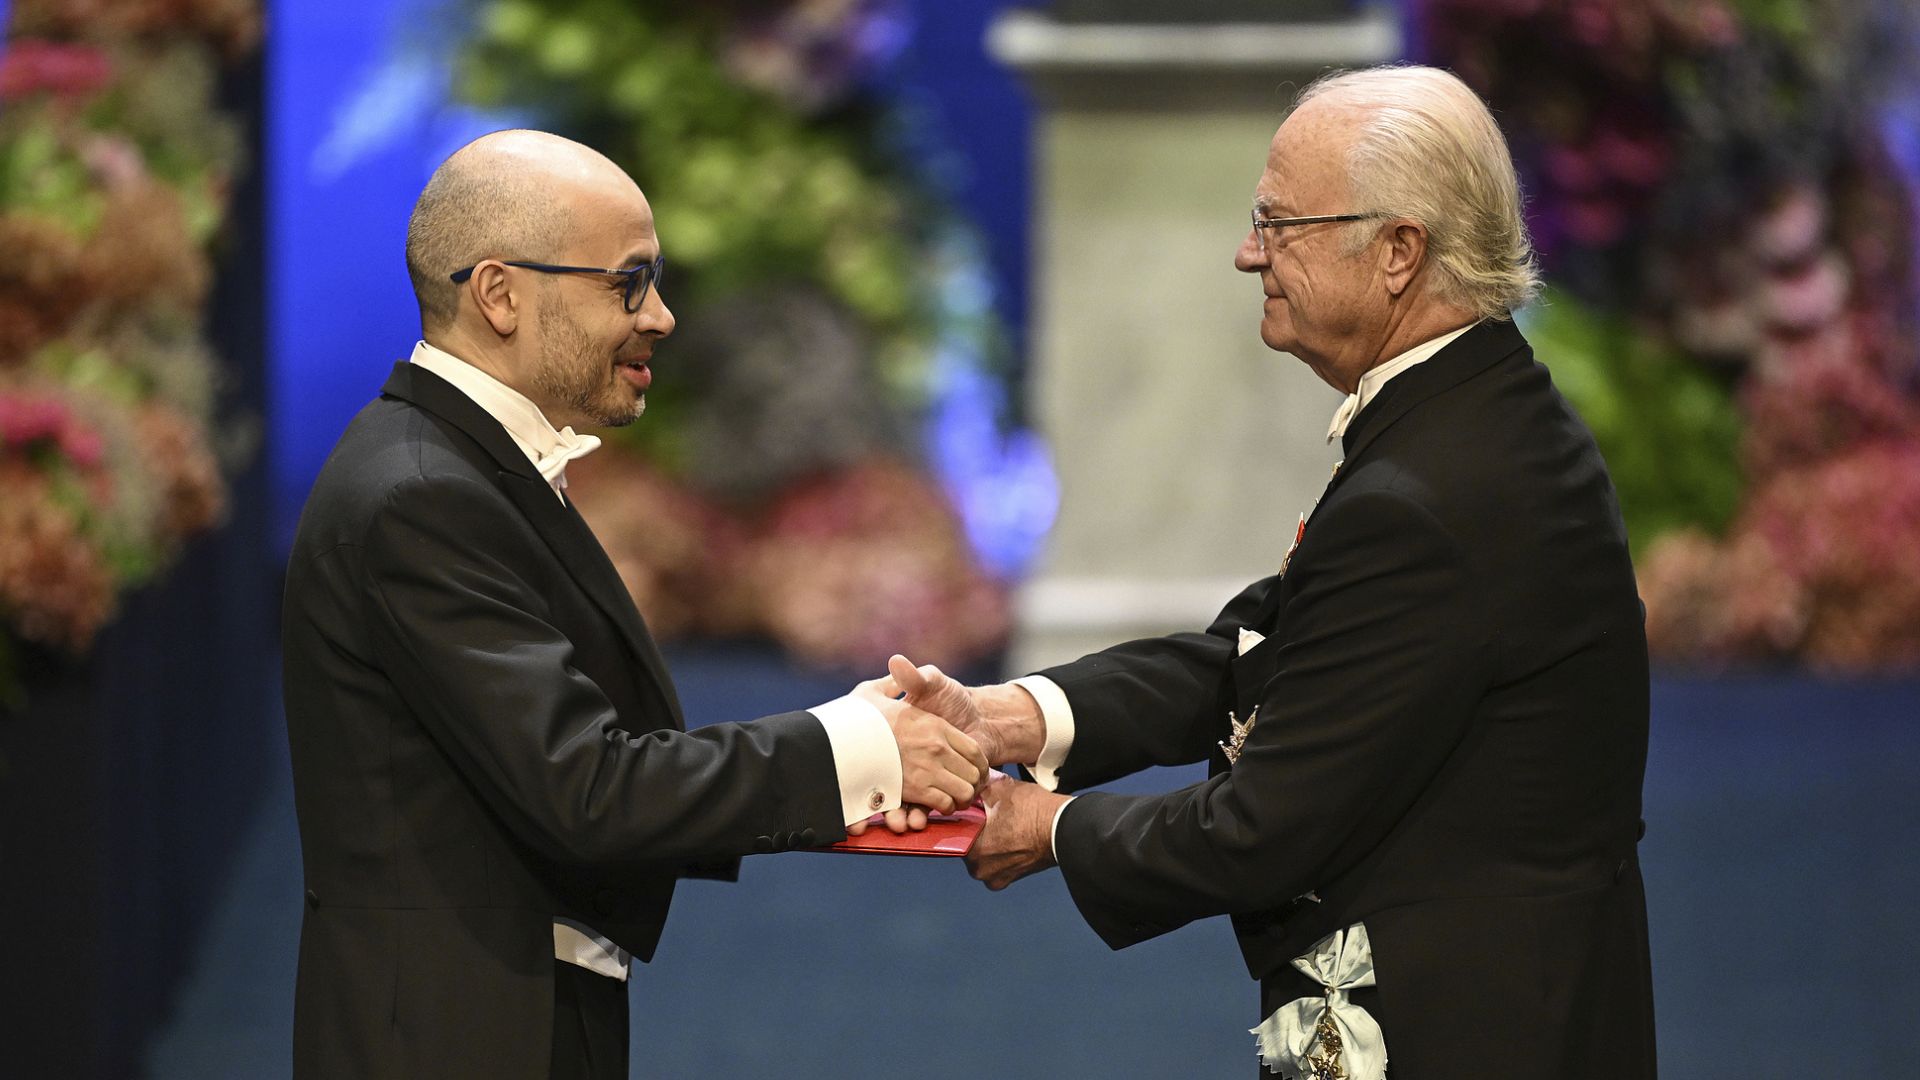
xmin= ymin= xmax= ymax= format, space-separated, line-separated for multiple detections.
xmin=451 ymin=0 xmax=944 ymax=463
xmin=458 ymin=1 xmax=923 ymax=322
xmin=1521 ymin=291 xmax=1745 ymax=556
xmin=0 ymin=113 xmax=105 ymax=235
xmin=33 ymin=340 xmax=146 ymax=404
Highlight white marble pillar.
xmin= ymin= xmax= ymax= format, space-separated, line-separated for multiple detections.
xmin=990 ymin=10 xmax=1401 ymax=671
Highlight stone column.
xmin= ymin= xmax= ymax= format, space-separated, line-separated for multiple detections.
xmin=990 ymin=9 xmax=1400 ymax=671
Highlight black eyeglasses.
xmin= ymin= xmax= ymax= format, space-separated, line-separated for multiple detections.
xmin=449 ymin=255 xmax=666 ymax=313
xmin=1250 ymin=209 xmax=1384 ymax=235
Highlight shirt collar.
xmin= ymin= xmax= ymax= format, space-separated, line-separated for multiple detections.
xmin=408 ymin=341 xmax=600 ymax=493
xmin=1326 ymin=321 xmax=1478 ymax=445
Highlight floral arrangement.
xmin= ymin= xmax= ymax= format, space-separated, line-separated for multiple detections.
xmin=451 ymin=0 xmax=1026 ymax=671
xmin=1418 ymin=0 xmax=1920 ymax=671
xmin=0 ymin=0 xmax=258 ymax=703
xmin=568 ymin=448 xmax=1010 ymax=671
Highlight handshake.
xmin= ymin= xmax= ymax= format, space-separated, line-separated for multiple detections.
xmin=845 ymin=655 xmax=1073 ymax=890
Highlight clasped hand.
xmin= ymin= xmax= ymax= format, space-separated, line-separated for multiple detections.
xmin=847 ymin=655 xmax=1067 ymax=891
xmin=844 ymin=657 xmax=988 ymax=835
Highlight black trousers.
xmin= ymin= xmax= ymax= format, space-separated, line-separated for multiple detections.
xmin=550 ymin=960 xmax=629 ymax=1080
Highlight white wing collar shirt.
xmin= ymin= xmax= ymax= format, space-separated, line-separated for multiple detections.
xmin=410 ymin=341 xmax=601 ymax=501
xmin=1324 ymin=321 xmax=1475 ymax=445
xmin=408 ymin=342 xmax=903 ymax=980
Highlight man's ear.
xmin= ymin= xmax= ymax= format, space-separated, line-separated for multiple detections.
xmin=468 ymin=261 xmax=519 ymax=337
xmin=1380 ymin=221 xmax=1429 ymax=298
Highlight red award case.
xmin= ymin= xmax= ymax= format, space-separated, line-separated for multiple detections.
xmin=818 ymin=806 xmax=984 ymax=857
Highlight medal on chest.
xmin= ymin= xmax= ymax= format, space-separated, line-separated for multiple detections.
xmin=1277 ymin=514 xmax=1307 ymax=578
xmin=1279 ymin=460 xmax=1342 ymax=580
xmin=1222 ymin=461 xmax=1341 ymax=769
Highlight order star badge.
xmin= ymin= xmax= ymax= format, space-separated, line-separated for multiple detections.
xmin=1219 ymin=706 xmax=1258 ymax=766
xmin=1306 ymin=1011 xmax=1348 ymax=1080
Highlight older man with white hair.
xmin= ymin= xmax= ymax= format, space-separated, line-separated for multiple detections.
xmin=896 ymin=65 xmax=1657 ymax=1078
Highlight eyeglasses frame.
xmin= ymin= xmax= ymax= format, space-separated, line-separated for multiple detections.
xmin=1249 ymin=210 xmax=1389 ymax=238
xmin=448 ymin=256 xmax=666 ymax=313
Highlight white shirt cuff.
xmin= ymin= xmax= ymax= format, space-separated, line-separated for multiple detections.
xmin=553 ymin=918 xmax=630 ymax=981
xmin=1010 ymin=674 xmax=1074 ymax=792
xmin=1048 ymin=796 xmax=1075 ymax=863
xmin=810 ymin=695 xmax=902 ymax=827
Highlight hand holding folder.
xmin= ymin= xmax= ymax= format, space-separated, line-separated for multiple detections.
xmin=821 ymin=805 xmax=986 ymax=857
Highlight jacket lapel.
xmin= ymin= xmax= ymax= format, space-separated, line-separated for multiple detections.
xmin=1326 ymin=319 xmax=1530 ymax=499
xmin=380 ymin=362 xmax=687 ymax=729
xmin=1211 ymin=324 xmax=1531 ymax=773
xmin=1340 ymin=319 xmax=1526 ymax=461
xmin=500 ymin=475 xmax=686 ymax=729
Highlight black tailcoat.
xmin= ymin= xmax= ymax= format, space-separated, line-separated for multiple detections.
xmin=283 ymin=363 xmax=845 ymax=1078
xmin=1041 ymin=320 xmax=1657 ymax=1078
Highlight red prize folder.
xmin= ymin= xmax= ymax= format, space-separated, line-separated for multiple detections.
xmin=817 ymin=806 xmax=985 ymax=857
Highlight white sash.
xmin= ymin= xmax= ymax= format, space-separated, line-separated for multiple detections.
xmin=1252 ymin=921 xmax=1387 ymax=1079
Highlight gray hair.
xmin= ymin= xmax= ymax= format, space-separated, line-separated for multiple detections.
xmin=405 ymin=131 xmax=575 ymax=331
xmin=1297 ymin=65 xmax=1540 ymax=319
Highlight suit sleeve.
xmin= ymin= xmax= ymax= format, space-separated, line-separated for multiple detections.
xmin=1052 ymin=487 xmax=1484 ymax=949
xmin=358 ymin=474 xmax=846 ymax=867
xmin=1035 ymin=575 xmax=1282 ymax=790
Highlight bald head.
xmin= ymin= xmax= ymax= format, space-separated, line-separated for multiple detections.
xmin=405 ymin=130 xmax=639 ymax=332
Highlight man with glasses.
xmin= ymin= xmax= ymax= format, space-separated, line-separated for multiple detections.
xmin=281 ymin=129 xmax=988 ymax=1080
xmin=896 ymin=66 xmax=1656 ymax=1079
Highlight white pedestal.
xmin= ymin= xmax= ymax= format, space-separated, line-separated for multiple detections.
xmin=991 ymin=10 xmax=1401 ymax=672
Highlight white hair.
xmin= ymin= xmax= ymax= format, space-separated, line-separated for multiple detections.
xmin=1297 ymin=64 xmax=1541 ymax=320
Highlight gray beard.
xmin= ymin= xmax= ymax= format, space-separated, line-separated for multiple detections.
xmin=534 ymin=308 xmax=644 ymax=428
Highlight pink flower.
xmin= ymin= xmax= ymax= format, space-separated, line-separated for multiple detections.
xmin=1591 ymin=126 xmax=1669 ymax=188
xmin=1567 ymin=0 xmax=1620 ymax=48
xmin=1749 ymin=186 xmax=1827 ymax=266
xmin=0 ymin=389 xmax=109 ymax=471
xmin=1743 ymin=441 xmax=1920 ymax=671
xmin=0 ymin=391 xmax=73 ymax=448
xmin=1756 ymin=253 xmax=1849 ymax=333
xmin=0 ymin=40 xmax=114 ymax=100
xmin=746 ymin=460 xmax=1011 ymax=670
xmin=78 ymin=134 xmax=150 ymax=192
xmin=1640 ymin=527 xmax=1808 ymax=666
xmin=60 ymin=426 xmax=105 ymax=469
xmin=1682 ymin=2 xmax=1742 ymax=47
xmin=1741 ymin=332 xmax=1920 ymax=475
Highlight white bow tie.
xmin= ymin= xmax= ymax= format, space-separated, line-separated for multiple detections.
xmin=533 ymin=427 xmax=601 ymax=490
xmin=1327 ymin=391 xmax=1363 ymax=445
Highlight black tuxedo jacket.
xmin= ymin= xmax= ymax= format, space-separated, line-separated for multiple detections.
xmin=282 ymin=362 xmax=847 ymax=1079
xmin=1040 ymin=320 xmax=1656 ymax=1079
